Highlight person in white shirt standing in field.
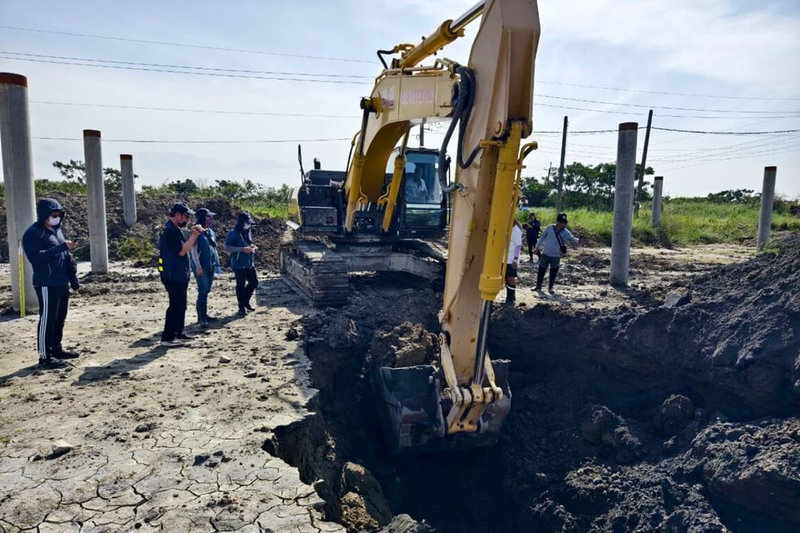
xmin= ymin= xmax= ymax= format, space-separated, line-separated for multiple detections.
xmin=534 ymin=212 xmax=580 ymax=293
xmin=505 ymin=219 xmax=524 ymax=304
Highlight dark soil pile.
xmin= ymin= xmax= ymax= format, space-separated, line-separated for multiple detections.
xmin=269 ymin=236 xmax=799 ymax=532
xmin=0 ymin=192 xmax=286 ymax=272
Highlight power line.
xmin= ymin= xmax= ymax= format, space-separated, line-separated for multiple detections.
xmin=0 ymin=25 xmax=373 ymax=64
xmin=657 ymin=145 xmax=799 ymax=171
xmin=653 ymin=127 xmax=800 ymax=135
xmin=1 ymin=51 xmax=372 ymax=79
xmin=31 ymin=100 xmax=359 ymax=119
xmin=536 ymin=102 xmax=800 ymax=120
xmin=535 ymin=80 xmax=800 ymax=102
xmin=32 ymin=136 xmax=350 ymax=144
xmin=538 ymin=94 xmax=800 ymax=115
xmin=0 ymin=55 xmax=367 ymax=85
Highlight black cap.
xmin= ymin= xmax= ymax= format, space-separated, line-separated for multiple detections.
xmin=169 ymin=202 xmax=195 ymax=216
xmin=196 ymin=208 xmax=217 ymax=218
xmin=556 ymin=213 xmax=568 ymax=224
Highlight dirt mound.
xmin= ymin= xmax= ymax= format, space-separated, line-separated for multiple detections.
xmin=0 ymin=192 xmax=286 ymax=272
xmin=612 ymin=233 xmax=800 ymax=414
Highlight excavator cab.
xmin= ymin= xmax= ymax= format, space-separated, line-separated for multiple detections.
xmin=386 ymin=147 xmax=447 ymax=238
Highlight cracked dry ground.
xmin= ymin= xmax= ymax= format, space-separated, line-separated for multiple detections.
xmin=0 ymin=266 xmax=344 ymax=533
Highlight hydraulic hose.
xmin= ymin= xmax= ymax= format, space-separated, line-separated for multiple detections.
xmin=438 ymin=65 xmax=482 ymax=193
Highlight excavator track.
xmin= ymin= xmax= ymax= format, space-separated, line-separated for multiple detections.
xmin=279 ymin=240 xmax=349 ymax=307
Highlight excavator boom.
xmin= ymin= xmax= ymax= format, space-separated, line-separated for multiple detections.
xmin=373 ymin=0 xmax=540 ymax=452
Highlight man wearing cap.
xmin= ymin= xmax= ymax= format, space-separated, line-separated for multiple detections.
xmin=22 ymin=198 xmax=81 ymax=368
xmin=225 ymin=212 xmax=259 ymax=316
xmin=158 ymin=203 xmax=204 ymax=346
xmin=534 ymin=212 xmax=580 ymax=293
xmin=189 ymin=207 xmax=220 ymax=327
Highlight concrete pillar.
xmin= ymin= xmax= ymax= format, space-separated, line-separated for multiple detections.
xmin=83 ymin=129 xmax=108 ymax=273
xmin=121 ymin=154 xmax=136 ymax=227
xmin=757 ymin=166 xmax=777 ymax=250
xmin=610 ymin=122 xmax=638 ymax=286
xmin=0 ymin=73 xmax=38 ymax=313
xmin=651 ymin=176 xmax=663 ymax=227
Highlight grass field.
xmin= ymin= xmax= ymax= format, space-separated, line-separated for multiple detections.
xmin=519 ymin=200 xmax=800 ymax=247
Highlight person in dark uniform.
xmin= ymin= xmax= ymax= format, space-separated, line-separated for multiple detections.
xmin=526 ymin=211 xmax=541 ymax=262
xmin=158 ymin=203 xmax=203 ymax=347
xmin=225 ymin=212 xmax=259 ymax=316
xmin=22 ymin=198 xmax=81 ymax=368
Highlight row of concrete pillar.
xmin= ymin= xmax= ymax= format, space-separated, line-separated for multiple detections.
xmin=610 ymin=121 xmax=779 ymax=285
xmin=1 ymin=72 xmax=137 ymax=312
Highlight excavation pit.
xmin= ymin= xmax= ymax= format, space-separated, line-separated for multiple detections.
xmin=267 ymin=237 xmax=800 ymax=532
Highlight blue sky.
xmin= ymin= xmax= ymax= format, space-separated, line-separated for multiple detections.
xmin=1 ymin=0 xmax=798 ymax=198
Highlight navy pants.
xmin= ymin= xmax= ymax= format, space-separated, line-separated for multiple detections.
xmin=34 ymin=285 xmax=70 ymax=360
xmin=162 ymin=280 xmax=188 ymax=341
xmin=234 ymin=268 xmax=258 ymax=309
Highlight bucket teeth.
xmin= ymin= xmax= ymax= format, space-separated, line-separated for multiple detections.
xmin=373 ymin=360 xmax=512 ymax=454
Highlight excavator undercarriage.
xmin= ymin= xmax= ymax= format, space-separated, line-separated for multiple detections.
xmin=279 ymin=238 xmax=446 ymax=307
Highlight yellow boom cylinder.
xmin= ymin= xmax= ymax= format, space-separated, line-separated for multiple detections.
xmin=478 ymin=122 xmax=523 ymax=301
xmin=398 ymin=20 xmax=464 ymax=69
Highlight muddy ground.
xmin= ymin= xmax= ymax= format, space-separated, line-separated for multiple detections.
xmin=0 ymin=229 xmax=798 ymax=532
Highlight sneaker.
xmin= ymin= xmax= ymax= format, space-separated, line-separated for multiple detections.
xmin=237 ymin=308 xmax=247 ymax=317
xmin=205 ymin=315 xmax=219 ymax=322
xmin=160 ymin=339 xmax=185 ymax=347
xmin=548 ymin=287 xmax=556 ymax=294
xmin=176 ymin=333 xmax=195 ymax=341
xmin=199 ymin=320 xmax=210 ymax=328
xmin=535 ymin=285 xmax=543 ymax=292
xmin=39 ymin=357 xmax=68 ymax=369
xmin=52 ymin=349 xmax=80 ymax=360
xmin=244 ymin=304 xmax=255 ymax=311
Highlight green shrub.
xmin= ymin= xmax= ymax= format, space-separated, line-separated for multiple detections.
xmin=117 ymin=237 xmax=157 ymax=262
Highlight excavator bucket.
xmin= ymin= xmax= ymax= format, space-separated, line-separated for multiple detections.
xmin=372 ymin=360 xmax=512 ymax=454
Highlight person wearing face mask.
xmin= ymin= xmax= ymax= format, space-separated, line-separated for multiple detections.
xmin=158 ymin=203 xmax=204 ymax=347
xmin=22 ymin=198 xmax=81 ymax=368
xmin=189 ymin=207 xmax=220 ymax=327
xmin=225 ymin=212 xmax=258 ymax=317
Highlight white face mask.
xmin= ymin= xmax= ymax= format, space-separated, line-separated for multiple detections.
xmin=48 ymin=216 xmax=61 ymax=226
xmin=243 ymin=223 xmax=251 ymax=230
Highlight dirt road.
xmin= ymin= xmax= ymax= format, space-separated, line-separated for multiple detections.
xmin=0 ymin=266 xmax=343 ymax=532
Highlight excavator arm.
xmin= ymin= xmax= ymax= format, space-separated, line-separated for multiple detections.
xmin=370 ymin=0 xmax=541 ymax=452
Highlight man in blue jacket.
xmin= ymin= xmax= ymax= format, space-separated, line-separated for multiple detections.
xmin=22 ymin=198 xmax=81 ymax=368
xmin=225 ymin=212 xmax=258 ymax=317
xmin=158 ymin=203 xmax=203 ymax=346
xmin=189 ymin=207 xmax=220 ymax=327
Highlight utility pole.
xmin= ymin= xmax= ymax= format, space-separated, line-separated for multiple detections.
xmin=757 ymin=166 xmax=777 ymax=250
xmin=634 ymin=109 xmax=653 ymax=216
xmin=610 ymin=122 xmax=638 ymax=286
xmin=556 ymin=116 xmax=568 ymax=213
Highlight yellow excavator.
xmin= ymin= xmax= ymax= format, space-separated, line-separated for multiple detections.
xmin=283 ymin=0 xmax=540 ymax=452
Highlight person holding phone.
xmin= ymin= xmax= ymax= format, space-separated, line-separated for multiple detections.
xmin=189 ymin=208 xmax=220 ymax=327
xmin=158 ymin=203 xmax=204 ymax=347
xmin=534 ymin=213 xmax=579 ymax=293
xmin=22 ymin=198 xmax=80 ymax=368
xmin=225 ymin=212 xmax=259 ymax=317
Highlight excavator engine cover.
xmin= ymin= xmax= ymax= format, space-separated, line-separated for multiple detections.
xmin=373 ymin=360 xmax=511 ymax=454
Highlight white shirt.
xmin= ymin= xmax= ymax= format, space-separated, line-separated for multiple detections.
xmin=507 ymin=224 xmax=523 ymax=264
